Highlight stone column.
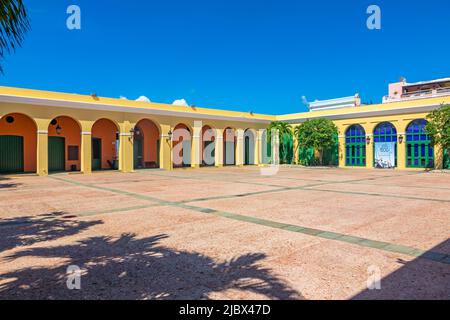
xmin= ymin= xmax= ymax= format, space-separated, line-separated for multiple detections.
xmin=159 ymin=124 xmax=173 ymax=171
xmin=396 ymin=120 xmax=408 ymax=170
xmin=337 ymin=124 xmax=346 ymax=168
xmin=119 ymin=121 xmax=134 ymax=173
xmin=236 ymin=129 xmax=244 ymax=166
xmin=191 ymin=121 xmax=202 ymax=168
xmin=360 ymin=123 xmax=375 ymax=169
xmin=36 ymin=131 xmax=48 ymax=176
xmin=81 ymin=132 xmax=92 ymax=174
xmin=35 ymin=118 xmax=50 ymax=176
xmin=252 ymin=131 xmax=259 ymax=165
xmin=215 ymin=128 xmax=224 ymax=167
xmin=80 ymin=121 xmax=94 ymax=174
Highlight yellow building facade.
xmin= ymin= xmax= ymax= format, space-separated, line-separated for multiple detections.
xmin=0 ymin=86 xmax=448 ymax=176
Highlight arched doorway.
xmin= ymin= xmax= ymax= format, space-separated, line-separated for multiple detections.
xmin=92 ymin=119 xmax=119 ymax=171
xmin=345 ymin=124 xmax=366 ymax=167
xmin=48 ymin=116 xmax=81 ymax=172
xmin=201 ymin=125 xmax=215 ymax=166
xmin=172 ymin=123 xmax=191 ymax=168
xmin=134 ymin=119 xmax=160 ymax=169
xmin=406 ymin=119 xmax=434 ymax=168
xmin=244 ymin=129 xmax=255 ymax=165
xmin=223 ymin=127 xmax=236 ymax=166
xmin=0 ymin=113 xmax=37 ymax=174
xmin=373 ymin=122 xmax=397 ymax=168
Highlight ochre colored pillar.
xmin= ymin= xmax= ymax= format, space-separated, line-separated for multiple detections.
xmin=362 ymin=123 xmax=374 ymax=169
xmin=80 ymin=121 xmax=93 ymax=174
xmin=253 ymin=129 xmax=260 ymax=165
xmin=119 ymin=121 xmax=134 ymax=173
xmin=191 ymin=121 xmax=201 ymax=168
xmin=215 ymin=128 xmax=223 ymax=167
xmin=337 ymin=124 xmax=346 ymax=168
xmin=34 ymin=118 xmax=50 ymax=176
xmin=338 ymin=136 xmax=346 ymax=168
xmin=256 ymin=129 xmax=264 ymax=166
xmin=159 ymin=124 xmax=173 ymax=171
xmin=396 ymin=121 xmax=408 ymax=170
xmin=81 ymin=132 xmax=92 ymax=174
xmin=235 ymin=129 xmax=244 ymax=166
xmin=37 ymin=129 xmax=48 ymax=176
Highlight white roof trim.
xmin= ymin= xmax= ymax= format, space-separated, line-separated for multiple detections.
xmin=0 ymin=94 xmax=271 ymax=124
xmin=284 ymin=104 xmax=441 ymax=124
xmin=404 ymin=77 xmax=450 ymax=87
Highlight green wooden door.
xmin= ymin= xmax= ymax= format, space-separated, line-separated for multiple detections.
xmin=444 ymin=149 xmax=450 ymax=169
xmin=156 ymin=139 xmax=160 ymax=167
xmin=224 ymin=141 xmax=235 ymax=165
xmin=202 ymin=141 xmax=215 ymax=166
xmin=0 ymin=135 xmax=24 ymax=174
xmin=92 ymin=138 xmax=102 ymax=170
xmin=48 ymin=136 xmax=65 ymax=172
xmin=133 ymin=138 xmax=143 ymax=169
xmin=244 ymin=136 xmax=250 ymax=165
xmin=182 ymin=140 xmax=191 ymax=167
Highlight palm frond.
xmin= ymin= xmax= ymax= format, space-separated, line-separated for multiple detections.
xmin=0 ymin=0 xmax=30 ymax=73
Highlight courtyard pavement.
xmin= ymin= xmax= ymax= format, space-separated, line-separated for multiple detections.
xmin=0 ymin=166 xmax=449 ymax=299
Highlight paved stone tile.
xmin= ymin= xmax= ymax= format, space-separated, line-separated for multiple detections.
xmin=0 ymin=167 xmax=448 ymax=300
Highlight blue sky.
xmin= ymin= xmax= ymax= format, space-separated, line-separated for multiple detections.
xmin=1 ymin=0 xmax=450 ymax=114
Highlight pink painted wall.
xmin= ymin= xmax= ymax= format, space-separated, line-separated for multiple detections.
xmin=136 ymin=119 xmax=160 ymax=164
xmin=388 ymin=81 xmax=406 ymax=98
xmin=48 ymin=116 xmax=81 ymax=171
xmin=92 ymin=119 xmax=118 ymax=169
xmin=0 ymin=113 xmax=37 ymax=172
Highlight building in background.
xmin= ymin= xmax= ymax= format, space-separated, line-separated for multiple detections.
xmin=383 ymin=77 xmax=450 ymax=103
xmin=309 ymin=94 xmax=361 ymax=112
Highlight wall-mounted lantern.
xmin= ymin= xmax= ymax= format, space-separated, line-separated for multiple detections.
xmin=130 ymin=127 xmax=141 ymax=136
xmin=398 ymin=134 xmax=404 ymax=144
xmin=366 ymin=135 xmax=371 ymax=145
xmin=56 ymin=125 xmax=62 ymax=135
xmin=167 ymin=130 xmax=173 ymax=142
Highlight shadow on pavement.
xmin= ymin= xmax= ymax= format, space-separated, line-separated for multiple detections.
xmin=1 ymin=232 xmax=302 ymax=300
xmin=352 ymin=238 xmax=450 ymax=300
xmin=0 ymin=176 xmax=21 ymax=190
xmin=0 ymin=212 xmax=103 ymax=252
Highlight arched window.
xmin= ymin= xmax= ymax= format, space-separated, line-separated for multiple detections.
xmin=373 ymin=122 xmax=397 ymax=168
xmin=406 ymin=119 xmax=434 ymax=168
xmin=345 ymin=125 xmax=366 ymax=166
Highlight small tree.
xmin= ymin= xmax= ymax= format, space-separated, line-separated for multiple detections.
xmin=426 ymin=104 xmax=450 ymax=159
xmin=295 ymin=118 xmax=338 ymax=165
xmin=267 ymin=121 xmax=293 ymax=164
